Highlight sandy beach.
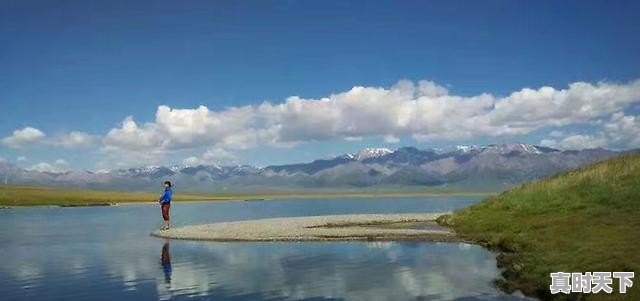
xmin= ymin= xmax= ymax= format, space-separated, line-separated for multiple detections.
xmin=151 ymin=213 xmax=458 ymax=242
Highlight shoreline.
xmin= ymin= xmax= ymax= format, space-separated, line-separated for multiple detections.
xmin=150 ymin=213 xmax=460 ymax=242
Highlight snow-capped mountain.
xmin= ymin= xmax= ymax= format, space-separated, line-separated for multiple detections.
xmin=0 ymin=144 xmax=635 ymax=192
xmin=354 ymin=148 xmax=394 ymax=160
xmin=449 ymin=143 xmax=552 ymax=155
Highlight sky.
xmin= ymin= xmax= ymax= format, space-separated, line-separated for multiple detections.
xmin=1 ymin=0 xmax=640 ymax=172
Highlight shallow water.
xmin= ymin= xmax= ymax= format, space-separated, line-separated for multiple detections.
xmin=0 ymin=196 xmax=531 ymax=300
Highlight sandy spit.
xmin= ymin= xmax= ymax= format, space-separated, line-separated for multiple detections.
xmin=151 ymin=213 xmax=459 ymax=242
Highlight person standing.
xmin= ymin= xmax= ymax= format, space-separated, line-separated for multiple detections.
xmin=158 ymin=181 xmax=173 ymax=230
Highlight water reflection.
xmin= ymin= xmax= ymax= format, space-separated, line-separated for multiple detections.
xmin=0 ymin=197 xmax=532 ymax=300
xmin=161 ymin=240 xmax=172 ymax=284
xmin=151 ymin=241 xmax=529 ymax=301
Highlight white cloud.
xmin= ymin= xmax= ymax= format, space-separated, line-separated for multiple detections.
xmin=601 ymin=112 xmax=640 ymax=148
xmin=182 ymin=156 xmax=200 ymax=166
xmin=27 ymin=163 xmax=56 ymax=173
xmin=548 ymin=130 xmax=565 ymax=138
xmin=103 ymin=79 xmax=640 ymax=161
xmin=51 ymin=131 xmax=97 ymax=148
xmin=27 ymin=162 xmax=68 ymax=173
xmin=27 ymin=159 xmax=70 ymax=173
xmin=200 ymin=147 xmax=238 ymax=164
xmin=17 ymin=156 xmax=28 ymax=162
xmin=101 ymin=105 xmax=282 ymax=165
xmin=182 ymin=148 xmax=239 ymax=166
xmin=1 ymin=79 xmax=630 ymax=167
xmin=489 ymin=80 xmax=640 ymax=128
xmin=1 ymin=127 xmax=45 ymax=148
xmin=540 ymin=135 xmax=606 ymax=150
xmin=103 ymin=116 xmax=163 ymax=151
xmin=1 ymin=127 xmax=96 ymax=149
xmin=540 ymin=113 xmax=640 ymax=150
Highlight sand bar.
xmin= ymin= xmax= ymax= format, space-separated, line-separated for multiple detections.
xmin=151 ymin=213 xmax=458 ymax=242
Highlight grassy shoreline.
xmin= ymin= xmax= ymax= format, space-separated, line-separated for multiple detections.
xmin=0 ymin=184 xmax=492 ymax=206
xmin=437 ymin=154 xmax=640 ymax=300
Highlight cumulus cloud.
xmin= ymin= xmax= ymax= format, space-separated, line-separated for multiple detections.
xmin=601 ymin=112 xmax=640 ymax=148
xmin=17 ymin=156 xmax=28 ymax=162
xmin=182 ymin=148 xmax=238 ymax=166
xmin=548 ymin=130 xmax=565 ymax=138
xmin=540 ymin=135 xmax=606 ymax=150
xmin=182 ymin=156 xmax=200 ymax=166
xmin=6 ymin=79 xmax=636 ymax=167
xmin=490 ymin=81 xmax=640 ymax=128
xmin=51 ymin=131 xmax=97 ymax=148
xmin=1 ymin=127 xmax=45 ymax=148
xmin=540 ymin=113 xmax=640 ymax=150
xmin=1 ymin=127 xmax=96 ymax=149
xmin=102 ymin=79 xmax=640 ymax=161
xmin=27 ymin=159 xmax=69 ymax=173
xmin=201 ymin=148 xmax=238 ymax=164
xmin=101 ymin=105 xmax=283 ymax=165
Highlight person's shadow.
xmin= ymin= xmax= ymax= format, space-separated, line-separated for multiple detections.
xmin=161 ymin=239 xmax=172 ymax=283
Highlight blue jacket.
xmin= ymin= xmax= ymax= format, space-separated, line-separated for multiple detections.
xmin=159 ymin=187 xmax=173 ymax=204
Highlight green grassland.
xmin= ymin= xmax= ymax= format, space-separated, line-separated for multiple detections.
xmin=0 ymin=185 xmax=235 ymax=206
xmin=438 ymin=153 xmax=640 ymax=300
xmin=0 ymin=184 xmax=490 ymax=206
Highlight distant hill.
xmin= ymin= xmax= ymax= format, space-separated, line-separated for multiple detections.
xmin=0 ymin=143 xmax=635 ymax=192
xmin=442 ymin=153 xmax=640 ymax=300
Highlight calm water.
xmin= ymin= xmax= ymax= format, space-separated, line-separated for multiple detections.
xmin=0 ymin=197 xmax=531 ymax=301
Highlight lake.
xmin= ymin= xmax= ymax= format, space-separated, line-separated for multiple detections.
xmin=0 ymin=196 xmax=532 ymax=300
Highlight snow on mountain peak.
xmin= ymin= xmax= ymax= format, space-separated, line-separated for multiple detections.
xmin=169 ymin=166 xmax=181 ymax=172
xmin=481 ymin=143 xmax=545 ymax=155
xmin=450 ymin=143 xmax=549 ymax=155
xmin=337 ymin=153 xmax=356 ymax=160
xmin=354 ymin=148 xmax=393 ymax=160
xmin=454 ymin=145 xmax=482 ymax=153
xmin=519 ymin=143 xmax=543 ymax=154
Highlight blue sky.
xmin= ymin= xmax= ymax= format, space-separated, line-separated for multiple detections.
xmin=1 ymin=0 xmax=640 ymax=171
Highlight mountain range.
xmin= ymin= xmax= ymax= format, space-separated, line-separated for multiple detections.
xmin=0 ymin=144 xmax=634 ymax=193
